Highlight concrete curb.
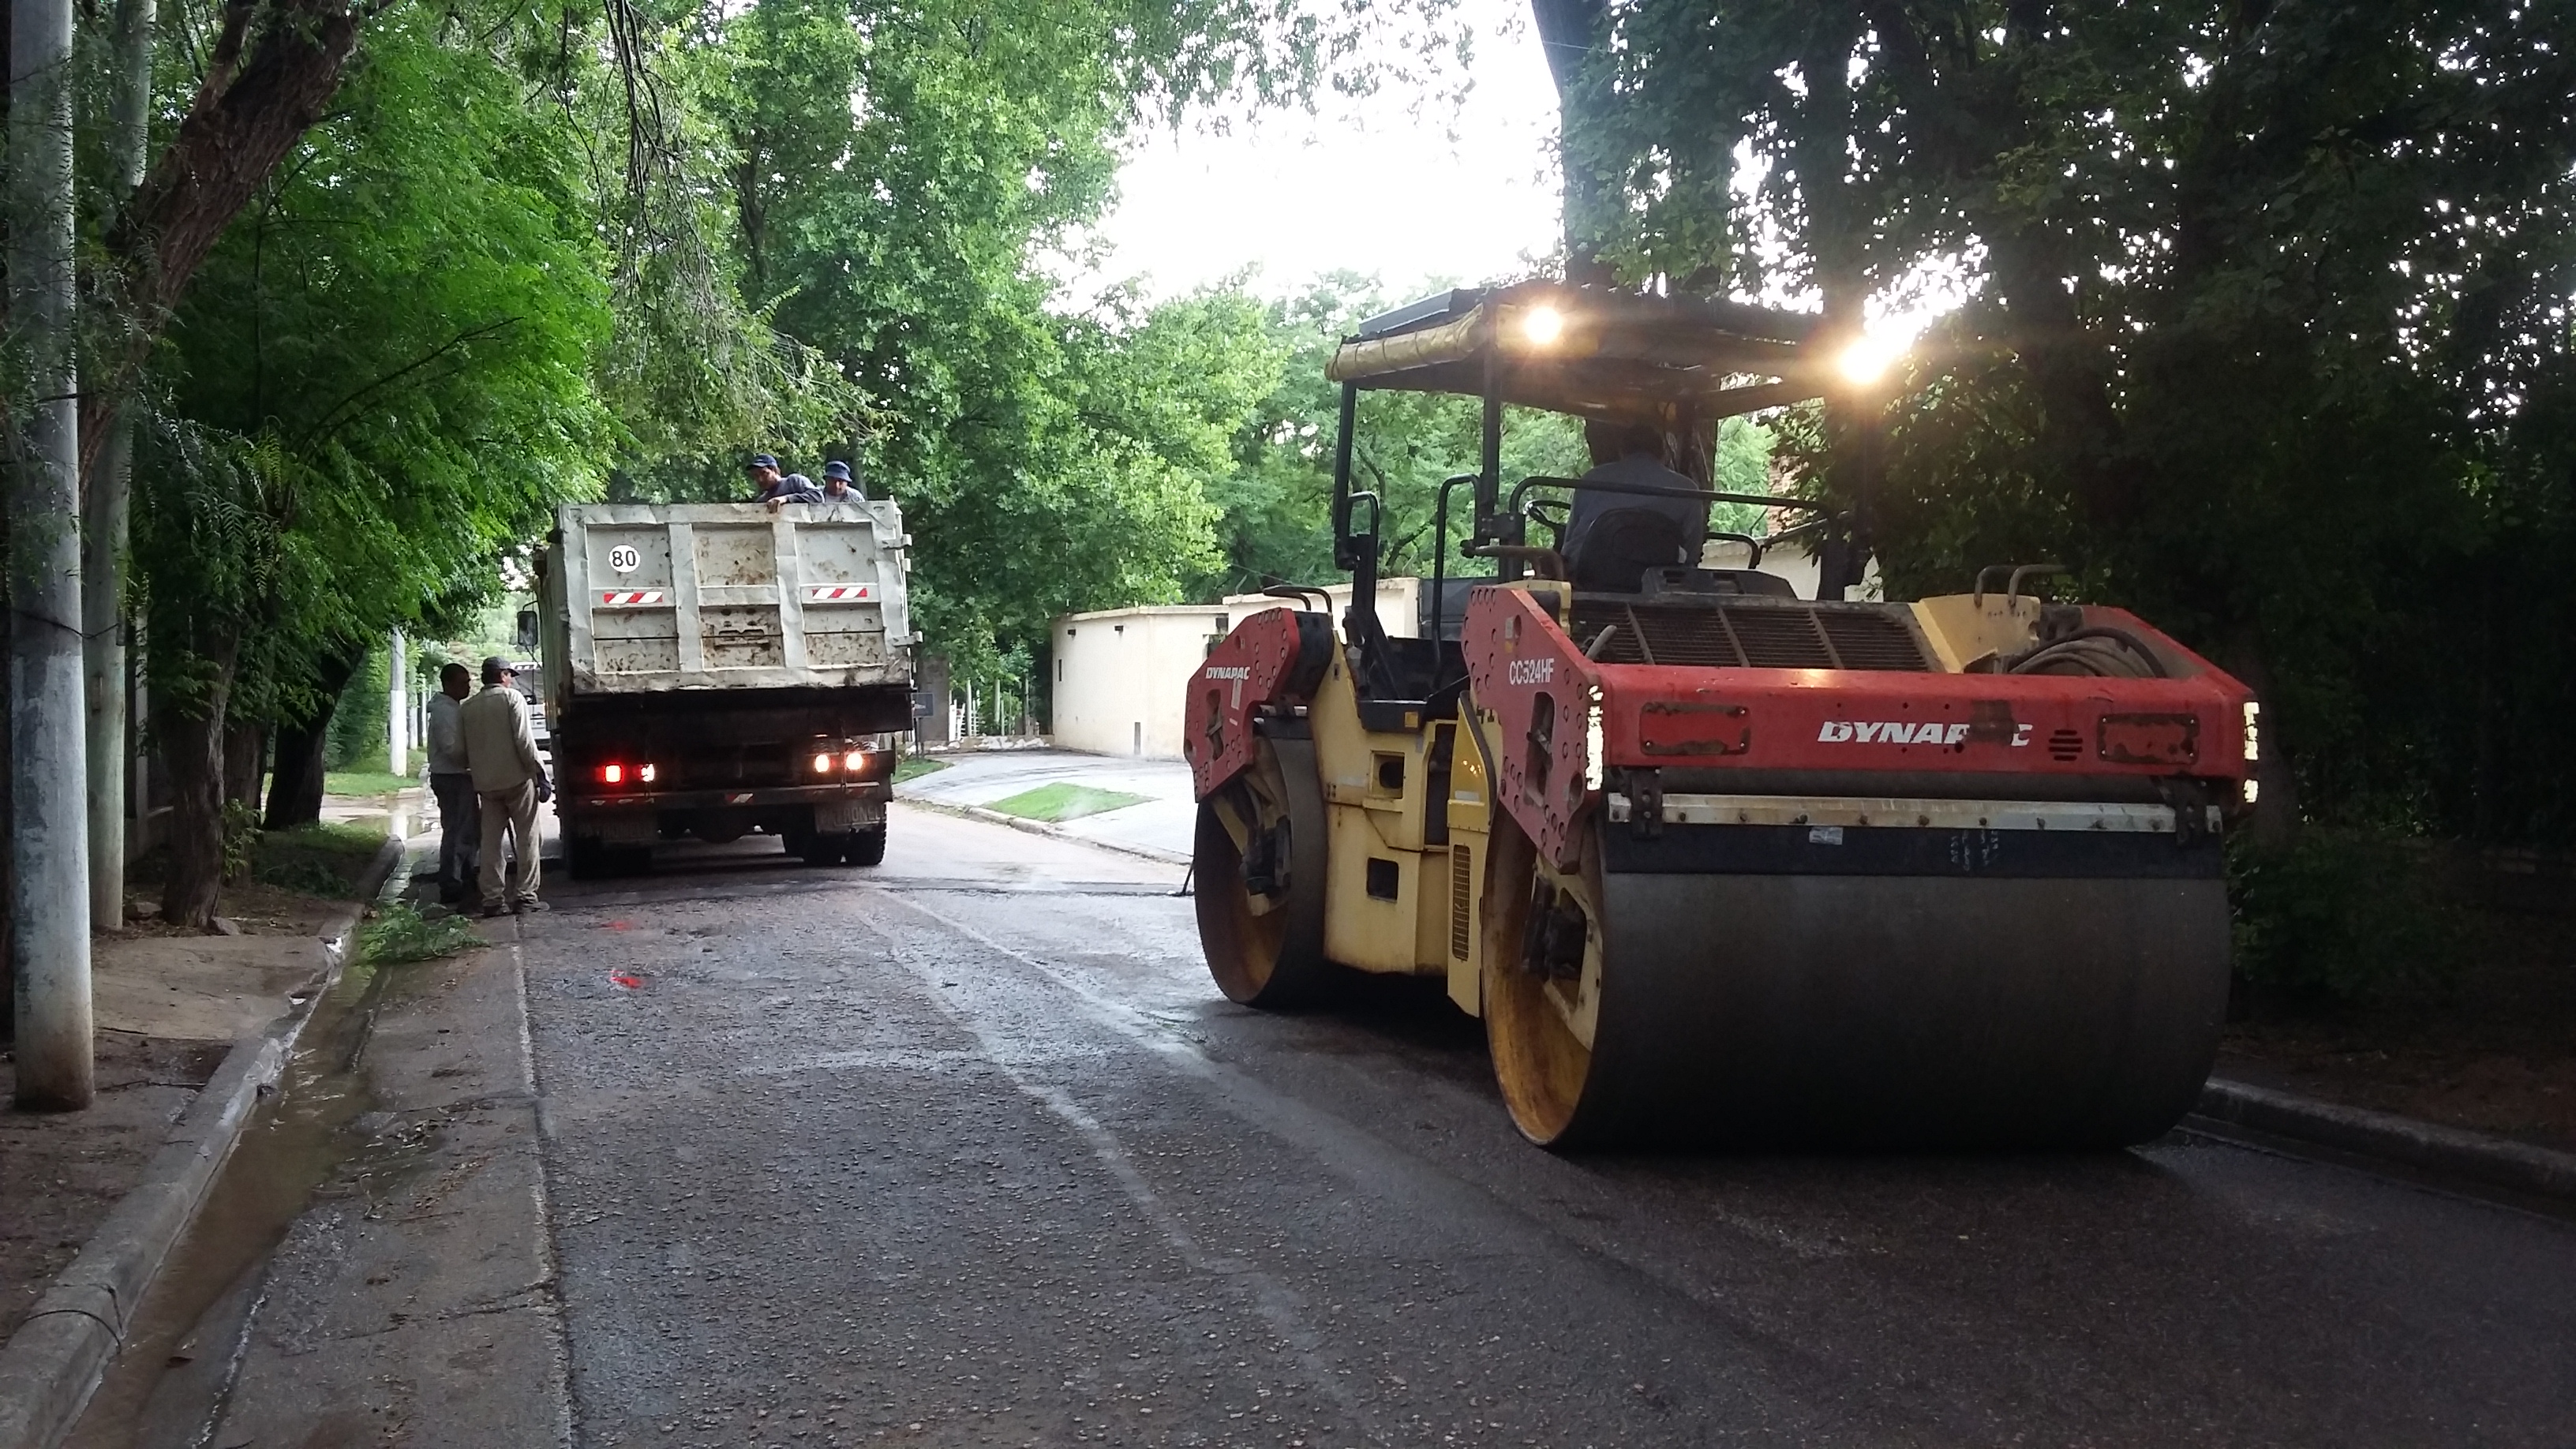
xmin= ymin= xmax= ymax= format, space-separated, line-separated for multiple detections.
xmin=0 ymin=832 xmax=410 ymax=1449
xmin=2196 ymin=1076 xmax=2576 ymax=1203
xmin=900 ymin=794 xmax=1193 ymax=868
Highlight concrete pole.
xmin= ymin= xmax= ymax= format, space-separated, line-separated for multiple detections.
xmin=387 ymin=629 xmax=407 ymax=777
xmin=81 ymin=0 xmax=154 ymax=930
xmin=84 ymin=434 xmax=131 ymax=929
xmin=10 ymin=0 xmax=98 ymax=1109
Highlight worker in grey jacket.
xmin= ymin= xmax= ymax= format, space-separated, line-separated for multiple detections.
xmin=422 ymin=662 xmax=479 ymax=904
xmin=462 ymin=657 xmax=552 ymax=915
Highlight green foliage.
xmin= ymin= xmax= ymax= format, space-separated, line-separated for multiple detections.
xmin=1202 ymin=275 xmax=1603 ymax=597
xmin=135 ymin=6 xmax=615 ymax=734
xmin=252 ymin=821 xmax=389 ymax=897
xmin=2230 ymin=830 xmax=2462 ymax=1005
xmin=324 ymin=650 xmax=388 ymax=773
xmin=584 ymin=0 xmax=1502 ymax=680
xmin=1559 ymin=0 xmax=2576 ymax=848
xmin=892 ymin=755 xmax=951 ymax=784
xmin=360 ymin=900 xmax=485 ymax=966
xmin=219 ymin=803 xmax=264 ymax=884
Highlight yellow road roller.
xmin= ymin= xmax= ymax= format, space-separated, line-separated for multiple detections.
xmin=1183 ymin=283 xmax=2258 ymax=1149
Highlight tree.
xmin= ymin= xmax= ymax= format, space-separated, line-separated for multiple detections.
xmin=133 ymin=8 xmax=614 ymax=922
xmin=1544 ymin=0 xmax=2576 ymax=852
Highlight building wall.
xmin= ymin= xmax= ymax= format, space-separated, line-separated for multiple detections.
xmin=1050 ymin=579 xmax=1421 ymax=760
xmin=1051 ymin=607 xmax=1234 ymax=758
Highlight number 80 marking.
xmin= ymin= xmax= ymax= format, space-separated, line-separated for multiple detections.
xmin=608 ymin=545 xmax=641 ymax=573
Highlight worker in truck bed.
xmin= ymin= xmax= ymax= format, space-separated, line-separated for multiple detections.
xmin=747 ymin=451 xmax=822 ymax=509
xmin=819 ymin=459 xmax=865 ymax=502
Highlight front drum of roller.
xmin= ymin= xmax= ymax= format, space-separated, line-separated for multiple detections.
xmin=1193 ymin=734 xmax=1332 ymax=1008
xmin=1484 ymin=815 xmax=2233 ymax=1150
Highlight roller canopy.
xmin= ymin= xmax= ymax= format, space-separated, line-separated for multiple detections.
xmin=1325 ymin=283 xmax=1834 ymax=426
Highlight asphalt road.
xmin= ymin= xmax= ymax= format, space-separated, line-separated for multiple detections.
xmin=110 ymin=802 xmax=2576 ymax=1447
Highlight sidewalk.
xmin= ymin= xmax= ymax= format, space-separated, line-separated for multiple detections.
xmin=900 ymin=747 xmax=1195 ymax=859
xmin=0 ymin=817 xmax=391 ymax=1350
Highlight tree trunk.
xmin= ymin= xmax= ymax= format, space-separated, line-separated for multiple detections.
xmin=263 ymin=646 xmax=362 ymax=829
xmin=223 ymin=718 xmax=266 ymax=807
xmin=154 ymin=638 xmax=238 ymax=930
xmin=84 ymin=0 xmax=158 ymax=931
xmin=1529 ymin=0 xmax=1615 ymax=285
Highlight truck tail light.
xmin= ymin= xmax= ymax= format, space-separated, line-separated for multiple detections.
xmin=843 ymin=749 xmax=867 ymax=772
xmin=812 ymin=751 xmax=834 ymax=775
xmin=601 ymin=762 xmax=625 ymax=785
xmin=639 ymin=763 xmax=657 ymax=784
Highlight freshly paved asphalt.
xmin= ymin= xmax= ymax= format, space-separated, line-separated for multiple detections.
xmin=117 ymin=800 xmax=2576 ymax=1447
xmin=518 ymin=803 xmax=2576 ymax=1447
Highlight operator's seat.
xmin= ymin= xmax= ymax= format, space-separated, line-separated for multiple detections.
xmin=1563 ymin=454 xmax=1707 ymax=593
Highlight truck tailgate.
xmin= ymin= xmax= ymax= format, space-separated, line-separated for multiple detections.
xmin=550 ymin=502 xmax=915 ymax=695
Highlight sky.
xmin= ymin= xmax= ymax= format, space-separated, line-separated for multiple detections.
xmin=1067 ymin=0 xmax=1565 ymax=305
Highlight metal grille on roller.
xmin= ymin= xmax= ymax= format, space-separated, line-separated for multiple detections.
xmin=1449 ymin=844 xmax=1473 ymax=960
xmin=1570 ymin=600 xmax=1937 ymax=672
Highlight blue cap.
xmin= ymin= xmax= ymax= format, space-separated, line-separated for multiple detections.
xmin=747 ymin=453 xmax=779 ymax=470
xmin=823 ymin=461 xmax=852 ymax=481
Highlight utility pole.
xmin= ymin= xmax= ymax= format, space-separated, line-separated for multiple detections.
xmin=83 ymin=0 xmax=155 ymax=930
xmin=387 ymin=629 xmax=407 ymax=777
xmin=10 ymin=0 xmax=99 ymax=1109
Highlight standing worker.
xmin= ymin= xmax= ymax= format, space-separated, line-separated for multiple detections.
xmin=423 ymin=662 xmax=479 ymax=905
xmin=462 ymin=656 xmax=552 ymax=916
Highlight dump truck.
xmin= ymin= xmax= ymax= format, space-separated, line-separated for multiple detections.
xmin=534 ymin=500 xmax=917 ymax=875
xmin=1182 ymin=284 xmax=2258 ymax=1149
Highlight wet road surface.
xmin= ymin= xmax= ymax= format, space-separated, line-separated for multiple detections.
xmin=99 ymin=802 xmax=2576 ymax=1446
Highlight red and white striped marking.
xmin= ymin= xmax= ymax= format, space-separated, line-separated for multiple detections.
xmin=806 ymin=585 xmax=873 ymax=602
xmin=598 ymin=590 xmax=667 ymax=606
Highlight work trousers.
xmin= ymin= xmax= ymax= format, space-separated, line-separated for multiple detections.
xmin=477 ymin=781 xmax=542 ymax=908
xmin=430 ymin=772 xmax=479 ymax=894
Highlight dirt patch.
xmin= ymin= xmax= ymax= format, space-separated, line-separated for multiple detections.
xmin=0 ymin=1035 xmax=231 ymax=1341
xmin=2218 ymin=905 xmax=2576 ymax=1154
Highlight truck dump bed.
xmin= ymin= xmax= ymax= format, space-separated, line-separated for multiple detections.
xmin=544 ymin=501 xmax=915 ymax=697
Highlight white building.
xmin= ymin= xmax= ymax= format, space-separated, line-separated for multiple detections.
xmin=1050 ymin=580 xmax=1420 ymax=759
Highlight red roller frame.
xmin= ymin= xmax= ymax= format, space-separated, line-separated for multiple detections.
xmin=1461 ymin=587 xmax=2256 ymax=871
xmin=1183 ymin=607 xmax=1330 ymax=799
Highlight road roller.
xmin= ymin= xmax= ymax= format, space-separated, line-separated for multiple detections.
xmin=1182 ymin=283 xmax=2260 ymax=1149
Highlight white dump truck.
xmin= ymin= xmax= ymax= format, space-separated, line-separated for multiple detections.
xmin=531 ymin=500 xmax=917 ymax=874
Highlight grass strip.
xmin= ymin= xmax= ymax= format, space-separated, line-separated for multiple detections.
xmin=893 ymin=755 xmax=951 ymax=784
xmin=253 ymin=822 xmax=391 ymax=897
xmin=984 ymin=781 xmax=1150 ymax=823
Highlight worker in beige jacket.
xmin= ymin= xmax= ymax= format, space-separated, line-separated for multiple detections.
xmin=461 ymin=656 xmax=552 ymax=915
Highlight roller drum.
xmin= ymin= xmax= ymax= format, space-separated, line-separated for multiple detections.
xmin=1486 ymin=813 xmax=2233 ymax=1149
xmin=1578 ymin=873 xmax=2230 ymax=1148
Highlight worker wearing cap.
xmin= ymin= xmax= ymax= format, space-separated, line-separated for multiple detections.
xmin=462 ymin=656 xmax=551 ymax=915
xmin=747 ymin=452 xmax=822 ymax=509
xmin=818 ymin=460 xmax=865 ymax=504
